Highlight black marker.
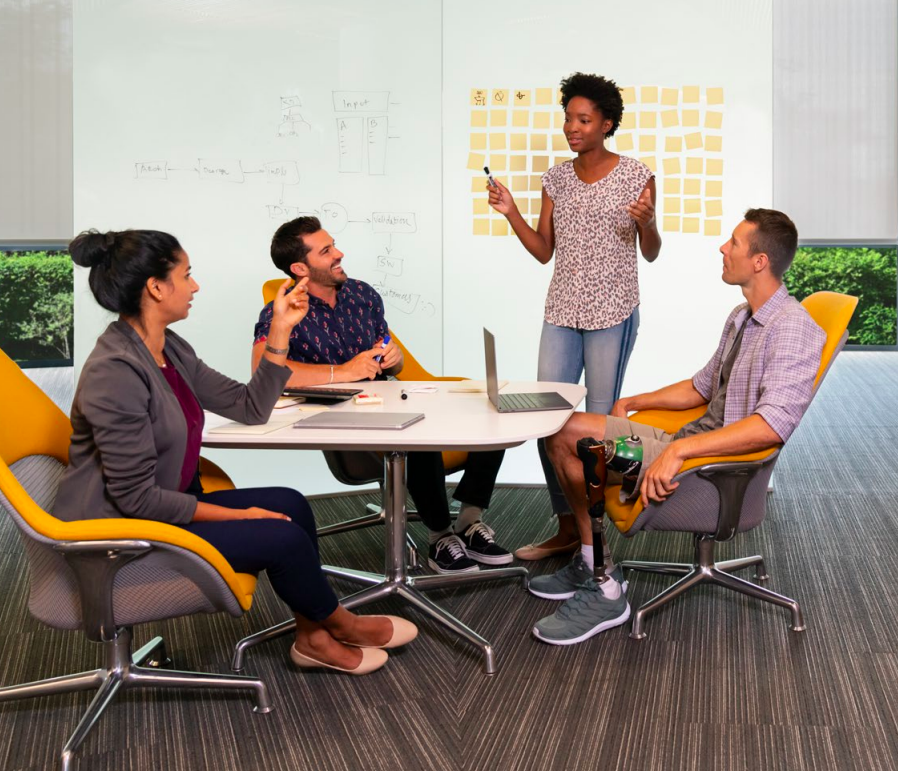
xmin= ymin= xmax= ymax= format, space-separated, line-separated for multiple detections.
xmin=483 ymin=166 xmax=497 ymax=188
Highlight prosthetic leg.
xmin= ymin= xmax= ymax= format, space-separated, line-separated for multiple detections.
xmin=576 ymin=436 xmax=644 ymax=583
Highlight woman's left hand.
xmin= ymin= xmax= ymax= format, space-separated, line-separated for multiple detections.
xmin=272 ymin=277 xmax=309 ymax=328
xmin=627 ymin=187 xmax=655 ymax=228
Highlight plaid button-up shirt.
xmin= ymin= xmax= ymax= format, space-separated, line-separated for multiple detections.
xmin=692 ymin=284 xmax=826 ymax=443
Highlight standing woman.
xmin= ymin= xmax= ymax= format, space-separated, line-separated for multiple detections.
xmin=488 ymin=72 xmax=660 ymax=560
xmin=54 ymin=229 xmax=416 ymax=675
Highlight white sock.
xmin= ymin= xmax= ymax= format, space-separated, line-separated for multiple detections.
xmin=428 ymin=528 xmax=452 ymax=545
xmin=599 ymin=578 xmax=622 ymax=599
xmin=580 ymin=544 xmax=595 ymax=571
xmin=454 ymin=504 xmax=483 ymax=533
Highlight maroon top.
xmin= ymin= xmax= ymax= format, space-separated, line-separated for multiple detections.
xmin=161 ymin=354 xmax=204 ymax=492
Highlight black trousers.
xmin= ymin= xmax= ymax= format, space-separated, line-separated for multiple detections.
xmin=180 ymin=486 xmax=339 ymax=622
xmin=406 ymin=449 xmax=505 ymax=533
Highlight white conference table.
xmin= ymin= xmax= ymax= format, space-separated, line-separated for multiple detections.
xmin=203 ymin=379 xmax=586 ymax=674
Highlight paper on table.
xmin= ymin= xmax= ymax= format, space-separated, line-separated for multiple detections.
xmin=448 ymin=380 xmax=508 ymax=393
xmin=209 ymin=407 xmax=328 ymax=435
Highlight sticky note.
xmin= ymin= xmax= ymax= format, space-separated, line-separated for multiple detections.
xmin=471 ymin=111 xmax=488 ymax=127
xmin=663 ymin=216 xmax=680 ymax=232
xmin=532 ymin=217 xmax=540 ymax=229
xmin=706 ymin=180 xmax=723 ymax=197
xmin=665 ymin=136 xmax=683 ymax=152
xmin=661 ymin=88 xmax=679 ymax=106
xmin=664 ymin=177 xmax=681 ymax=194
xmin=705 ymin=111 xmax=723 ymax=129
xmin=512 ymin=175 xmax=528 ymax=192
xmin=639 ymin=156 xmax=658 ymax=172
xmin=556 ymin=88 xmax=563 ymax=104
xmin=683 ymin=86 xmax=700 ymax=103
xmin=513 ymin=90 xmax=531 ymax=106
xmin=684 ymin=198 xmax=701 ymax=214
xmin=513 ymin=110 xmax=530 ymax=127
xmin=532 ymin=198 xmax=542 ymax=214
xmin=492 ymin=219 xmax=509 ymax=236
xmin=615 ymin=133 xmax=634 ymax=152
xmin=531 ymin=133 xmax=548 ymax=151
xmin=664 ymin=197 xmax=681 ymax=214
xmin=473 ymin=198 xmax=489 ymax=215
xmin=534 ymin=112 xmax=550 ymax=129
xmin=706 ymin=199 xmax=723 ymax=217
xmin=491 ymin=155 xmax=507 ymax=171
xmin=490 ymin=133 xmax=507 ymax=150
xmin=467 ymin=152 xmax=486 ymax=171
xmin=686 ymin=157 xmax=703 ymax=175
xmin=706 ymin=158 xmax=724 ymax=176
xmin=682 ymin=110 xmax=699 ymax=127
xmin=682 ymin=217 xmax=700 ymax=233
xmin=663 ymin=157 xmax=681 ymax=175
xmin=554 ymin=112 xmax=565 ymax=128
xmin=473 ymin=219 xmax=489 ymax=236
xmin=472 ymin=178 xmax=486 ymax=192
xmin=492 ymin=89 xmax=509 ymax=106
xmin=684 ymin=178 xmax=701 ymax=195
xmin=490 ymin=110 xmax=507 ymax=127
xmin=640 ymin=111 xmax=657 ymax=129
xmin=510 ymin=155 xmax=527 ymax=172
xmin=510 ymin=134 xmax=527 ymax=151
xmin=496 ymin=175 xmax=508 ymax=186
xmin=530 ymin=175 xmax=542 ymax=191
xmin=639 ymin=135 xmax=656 ymax=152
xmin=660 ymin=109 xmax=679 ymax=128
xmin=621 ymin=86 xmax=636 ymax=104
xmin=705 ymin=135 xmax=722 ymax=152
xmin=704 ymin=219 xmax=722 ymax=236
xmin=640 ymin=86 xmax=658 ymax=103
xmin=552 ymin=134 xmax=569 ymax=151
xmin=536 ymin=88 xmax=553 ymax=105
xmin=532 ymin=155 xmax=549 ymax=172
xmin=518 ymin=198 xmax=529 ymax=214
xmin=706 ymin=87 xmax=724 ymax=105
xmin=553 ymin=155 xmax=568 ymax=166
xmin=684 ymin=132 xmax=703 ymax=150
xmin=470 ymin=133 xmax=487 ymax=150
xmin=620 ymin=112 xmax=636 ymax=130
xmin=470 ymin=89 xmax=488 ymax=107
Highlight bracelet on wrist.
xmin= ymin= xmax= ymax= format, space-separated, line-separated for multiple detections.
xmin=329 ymin=365 xmax=334 ymax=384
xmin=265 ymin=342 xmax=289 ymax=356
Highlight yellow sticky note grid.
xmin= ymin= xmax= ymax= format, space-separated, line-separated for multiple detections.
xmin=491 ymin=155 xmax=507 ymax=171
xmin=684 ymin=178 xmax=701 ymax=196
xmin=664 ymin=177 xmax=681 ymax=194
xmin=682 ymin=110 xmax=700 ymax=127
xmin=686 ymin=157 xmax=703 ymax=175
xmin=471 ymin=111 xmax=487 ymax=128
xmin=706 ymin=159 xmax=724 ymax=176
xmin=661 ymin=88 xmax=679 ymax=106
xmin=640 ymin=111 xmax=658 ymax=129
xmin=663 ymin=216 xmax=680 ymax=232
xmin=706 ymin=87 xmax=724 ymax=105
xmin=665 ymin=136 xmax=683 ymax=153
xmin=621 ymin=86 xmax=636 ymax=104
xmin=638 ymin=135 xmax=656 ymax=152
xmin=513 ymin=110 xmax=530 ymax=127
xmin=704 ymin=219 xmax=722 ymax=236
xmin=619 ymin=112 xmax=636 ymax=130
xmin=705 ymin=135 xmax=722 ymax=153
xmin=661 ymin=110 xmax=679 ymax=128
xmin=510 ymin=134 xmax=527 ymax=151
xmin=513 ymin=90 xmax=531 ymax=106
xmin=512 ymin=175 xmax=528 ymax=192
xmin=684 ymin=132 xmax=703 ymax=150
xmin=616 ymin=133 xmax=634 ymax=152
xmin=531 ymin=134 xmax=548 ymax=151
xmin=529 ymin=175 xmax=542 ymax=191
xmin=663 ymin=157 xmax=681 ymax=175
xmin=492 ymin=89 xmax=509 ymax=106
xmin=705 ymin=111 xmax=723 ymax=130
xmin=492 ymin=219 xmax=509 ymax=236
xmin=684 ymin=198 xmax=701 ymax=214
xmin=490 ymin=110 xmax=507 ymax=127
xmin=473 ymin=198 xmax=489 ymax=215
xmin=532 ymin=155 xmax=549 ymax=172
xmin=682 ymin=217 xmax=700 ymax=233
xmin=683 ymin=86 xmax=700 ymax=103
xmin=470 ymin=133 xmax=487 ymax=151
xmin=473 ymin=219 xmax=489 ymax=236
xmin=467 ymin=152 xmax=486 ymax=171
xmin=533 ymin=112 xmax=550 ymax=129
xmin=706 ymin=180 xmax=723 ymax=197
xmin=510 ymin=155 xmax=526 ymax=172
xmin=490 ymin=133 xmax=507 ymax=150
xmin=471 ymin=89 xmax=488 ymax=107
xmin=640 ymin=86 xmax=659 ymax=103
xmin=664 ymin=197 xmax=681 ymax=214
xmin=706 ymin=199 xmax=723 ymax=217
xmin=536 ymin=88 xmax=553 ymax=105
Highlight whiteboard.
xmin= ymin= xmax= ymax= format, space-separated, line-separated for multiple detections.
xmin=73 ymin=0 xmax=442 ymax=494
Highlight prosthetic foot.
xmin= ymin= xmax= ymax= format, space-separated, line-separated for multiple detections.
xmin=577 ymin=437 xmax=611 ymax=584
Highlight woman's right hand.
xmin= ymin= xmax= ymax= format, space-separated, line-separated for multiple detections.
xmin=487 ymin=179 xmax=517 ymax=217
xmin=272 ymin=276 xmax=309 ymax=329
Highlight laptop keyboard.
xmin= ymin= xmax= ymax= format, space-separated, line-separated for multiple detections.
xmin=499 ymin=393 xmax=543 ymax=410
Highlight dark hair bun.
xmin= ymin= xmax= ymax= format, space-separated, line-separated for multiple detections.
xmin=69 ymin=229 xmax=116 ymax=269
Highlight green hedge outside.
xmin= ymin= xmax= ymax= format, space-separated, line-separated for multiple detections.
xmin=0 ymin=251 xmax=73 ymax=362
xmin=784 ymin=246 xmax=897 ymax=346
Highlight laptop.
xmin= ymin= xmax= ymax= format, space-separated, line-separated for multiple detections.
xmin=483 ymin=328 xmax=573 ymax=413
xmin=293 ymin=412 xmax=425 ymax=430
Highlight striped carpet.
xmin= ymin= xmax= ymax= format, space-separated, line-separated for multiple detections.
xmin=3 ymin=353 xmax=898 ymax=770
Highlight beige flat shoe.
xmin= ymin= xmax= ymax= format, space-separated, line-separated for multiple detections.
xmin=347 ymin=615 xmax=419 ymax=649
xmin=290 ymin=644 xmax=388 ymax=675
xmin=514 ymin=538 xmax=581 ymax=561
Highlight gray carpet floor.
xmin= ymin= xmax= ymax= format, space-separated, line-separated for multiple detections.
xmin=3 ymin=353 xmax=898 ymax=770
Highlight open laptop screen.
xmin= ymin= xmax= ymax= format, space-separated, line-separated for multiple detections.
xmin=483 ymin=328 xmax=500 ymax=408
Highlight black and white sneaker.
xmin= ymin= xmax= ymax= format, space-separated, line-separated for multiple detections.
xmin=457 ymin=522 xmax=513 ymax=565
xmin=428 ymin=534 xmax=480 ymax=574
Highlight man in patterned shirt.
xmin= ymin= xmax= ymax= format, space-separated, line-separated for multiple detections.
xmin=529 ymin=208 xmax=826 ymax=646
xmin=252 ymin=216 xmax=512 ymax=573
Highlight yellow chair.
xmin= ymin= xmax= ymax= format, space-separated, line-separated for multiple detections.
xmin=604 ymin=291 xmax=857 ymax=639
xmin=0 ymin=348 xmax=272 ymax=770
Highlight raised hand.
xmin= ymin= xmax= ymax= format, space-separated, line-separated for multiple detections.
xmin=272 ymin=277 xmax=309 ymax=329
xmin=627 ymin=186 xmax=655 ymax=228
xmin=487 ymin=179 xmax=518 ymax=217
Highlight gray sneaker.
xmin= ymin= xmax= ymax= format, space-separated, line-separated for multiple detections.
xmin=532 ymin=579 xmax=630 ymax=645
xmin=529 ymin=555 xmax=628 ymax=600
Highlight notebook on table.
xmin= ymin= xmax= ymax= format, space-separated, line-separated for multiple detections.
xmin=293 ymin=412 xmax=425 ymax=430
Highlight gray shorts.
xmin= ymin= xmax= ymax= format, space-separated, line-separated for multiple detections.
xmin=603 ymin=416 xmax=675 ymax=502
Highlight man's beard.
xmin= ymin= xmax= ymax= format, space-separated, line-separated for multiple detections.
xmin=308 ymin=263 xmax=347 ymax=288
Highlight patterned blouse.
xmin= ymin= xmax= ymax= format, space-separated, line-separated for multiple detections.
xmin=253 ymin=278 xmax=389 ymax=365
xmin=542 ymin=156 xmax=654 ymax=330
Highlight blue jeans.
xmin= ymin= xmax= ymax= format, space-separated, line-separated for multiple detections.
xmin=536 ymin=308 xmax=640 ymax=517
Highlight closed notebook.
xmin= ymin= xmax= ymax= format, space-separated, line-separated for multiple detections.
xmin=209 ymin=406 xmax=328 ymax=435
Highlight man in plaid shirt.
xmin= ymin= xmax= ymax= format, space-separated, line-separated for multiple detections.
xmin=530 ymin=208 xmax=826 ymax=646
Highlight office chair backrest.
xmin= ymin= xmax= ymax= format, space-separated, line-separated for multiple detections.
xmin=800 ymin=291 xmax=858 ymax=389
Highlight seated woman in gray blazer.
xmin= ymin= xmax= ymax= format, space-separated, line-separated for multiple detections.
xmin=54 ymin=228 xmax=416 ymax=676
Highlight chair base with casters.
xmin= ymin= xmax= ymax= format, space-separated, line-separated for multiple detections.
xmin=232 ymin=451 xmax=529 ymax=675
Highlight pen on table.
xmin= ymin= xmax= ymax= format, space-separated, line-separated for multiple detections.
xmin=401 ymin=388 xmax=408 ymax=400
xmin=483 ymin=166 xmax=497 ymax=188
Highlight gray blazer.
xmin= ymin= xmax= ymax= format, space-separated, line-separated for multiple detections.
xmin=53 ymin=321 xmax=290 ymax=524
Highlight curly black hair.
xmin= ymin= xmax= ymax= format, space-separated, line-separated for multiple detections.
xmin=559 ymin=72 xmax=624 ymax=137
